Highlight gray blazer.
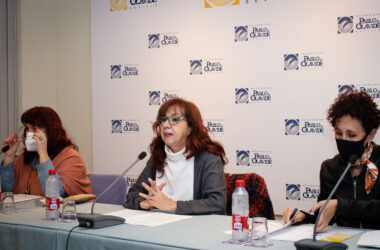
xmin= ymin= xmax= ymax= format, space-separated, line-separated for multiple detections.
xmin=124 ymin=150 xmax=226 ymax=215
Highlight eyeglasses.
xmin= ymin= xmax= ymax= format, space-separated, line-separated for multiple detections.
xmin=157 ymin=115 xmax=186 ymax=126
xmin=16 ymin=125 xmax=26 ymax=139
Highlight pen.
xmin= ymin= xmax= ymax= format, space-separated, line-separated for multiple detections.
xmin=289 ymin=208 xmax=298 ymax=223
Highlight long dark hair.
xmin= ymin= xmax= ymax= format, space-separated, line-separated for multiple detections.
xmin=149 ymin=98 xmax=228 ymax=174
xmin=21 ymin=107 xmax=75 ymax=164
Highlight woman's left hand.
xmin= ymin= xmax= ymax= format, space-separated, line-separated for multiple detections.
xmin=33 ymin=128 xmax=49 ymax=163
xmin=139 ymin=178 xmax=177 ymax=212
xmin=311 ymin=199 xmax=338 ymax=232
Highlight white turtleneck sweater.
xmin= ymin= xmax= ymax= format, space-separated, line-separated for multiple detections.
xmin=156 ymin=145 xmax=194 ymax=201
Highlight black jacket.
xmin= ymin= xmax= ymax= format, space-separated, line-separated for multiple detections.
xmin=304 ymin=143 xmax=380 ymax=229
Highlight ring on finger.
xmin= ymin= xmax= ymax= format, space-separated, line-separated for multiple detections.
xmin=38 ymin=135 xmax=44 ymax=141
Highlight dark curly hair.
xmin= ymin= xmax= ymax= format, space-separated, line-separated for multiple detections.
xmin=327 ymin=90 xmax=380 ymax=134
xmin=21 ymin=107 xmax=75 ymax=164
xmin=150 ymin=98 xmax=228 ymax=175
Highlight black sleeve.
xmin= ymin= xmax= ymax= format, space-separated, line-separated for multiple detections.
xmin=318 ymin=161 xmax=330 ymax=202
xmin=123 ymin=157 xmax=154 ymax=210
xmin=337 ymin=198 xmax=380 ymax=220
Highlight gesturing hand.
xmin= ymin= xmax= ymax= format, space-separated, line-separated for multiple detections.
xmin=312 ymin=199 xmax=338 ymax=232
xmin=2 ymin=133 xmax=20 ymax=165
xmin=282 ymin=207 xmax=305 ymax=224
xmin=138 ymin=178 xmax=177 ymax=212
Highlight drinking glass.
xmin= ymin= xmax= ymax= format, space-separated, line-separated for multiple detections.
xmin=1 ymin=192 xmax=15 ymax=214
xmin=251 ymin=217 xmax=271 ymax=247
xmin=61 ymin=199 xmax=76 ymax=223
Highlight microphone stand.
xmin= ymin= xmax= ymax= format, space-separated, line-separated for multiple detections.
xmin=77 ymin=152 xmax=147 ymax=229
xmin=294 ymin=155 xmax=357 ymax=250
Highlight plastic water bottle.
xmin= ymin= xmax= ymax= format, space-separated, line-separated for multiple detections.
xmin=45 ymin=169 xmax=60 ymax=220
xmin=232 ymin=180 xmax=249 ymax=242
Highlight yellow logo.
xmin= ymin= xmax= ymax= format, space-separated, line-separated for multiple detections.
xmin=110 ymin=0 xmax=127 ymax=12
xmin=205 ymin=0 xmax=240 ymax=8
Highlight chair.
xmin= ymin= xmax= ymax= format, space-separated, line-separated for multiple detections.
xmin=225 ymin=173 xmax=275 ymax=219
xmin=88 ymin=173 xmax=127 ymax=205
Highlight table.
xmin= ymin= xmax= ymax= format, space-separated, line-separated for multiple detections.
xmin=0 ymin=201 xmax=371 ymax=250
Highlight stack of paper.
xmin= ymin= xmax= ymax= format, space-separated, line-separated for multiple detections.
xmin=105 ymin=209 xmax=192 ymax=227
xmin=357 ymin=231 xmax=380 ymax=248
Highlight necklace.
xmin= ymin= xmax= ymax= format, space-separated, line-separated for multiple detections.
xmin=25 ymin=167 xmax=34 ymax=194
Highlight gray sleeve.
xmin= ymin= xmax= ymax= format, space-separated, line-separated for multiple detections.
xmin=176 ymin=152 xmax=226 ymax=215
xmin=124 ymin=157 xmax=155 ymax=210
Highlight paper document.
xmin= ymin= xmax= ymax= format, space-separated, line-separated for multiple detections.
xmin=357 ymin=230 xmax=380 ymax=248
xmin=268 ymin=220 xmax=291 ymax=234
xmin=106 ymin=209 xmax=192 ymax=227
xmin=269 ymin=224 xmax=362 ymax=242
xmin=14 ymin=194 xmax=43 ymax=203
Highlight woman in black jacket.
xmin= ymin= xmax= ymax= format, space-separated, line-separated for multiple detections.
xmin=283 ymin=90 xmax=380 ymax=232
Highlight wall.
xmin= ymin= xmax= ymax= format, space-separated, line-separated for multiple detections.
xmin=92 ymin=0 xmax=380 ymax=214
xmin=17 ymin=0 xmax=92 ymax=170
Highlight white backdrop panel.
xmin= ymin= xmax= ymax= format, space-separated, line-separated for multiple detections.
xmin=92 ymin=0 xmax=380 ymax=214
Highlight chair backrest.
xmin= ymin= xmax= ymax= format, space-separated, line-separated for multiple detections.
xmin=225 ymin=173 xmax=275 ymax=219
xmin=88 ymin=173 xmax=127 ymax=205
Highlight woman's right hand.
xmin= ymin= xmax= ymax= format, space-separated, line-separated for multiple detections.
xmin=282 ymin=207 xmax=306 ymax=224
xmin=2 ymin=134 xmax=20 ymax=165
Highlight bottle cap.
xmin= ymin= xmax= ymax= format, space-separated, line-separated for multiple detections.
xmin=236 ymin=180 xmax=245 ymax=186
xmin=48 ymin=169 xmax=56 ymax=175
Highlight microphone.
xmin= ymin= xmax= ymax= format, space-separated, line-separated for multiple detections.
xmin=77 ymin=151 xmax=147 ymax=229
xmin=294 ymin=155 xmax=357 ymax=250
xmin=1 ymin=145 xmax=10 ymax=154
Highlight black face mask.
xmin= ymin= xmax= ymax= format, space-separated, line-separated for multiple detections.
xmin=336 ymin=137 xmax=367 ymax=164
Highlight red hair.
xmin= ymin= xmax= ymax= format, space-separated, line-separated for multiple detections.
xmin=150 ymin=98 xmax=228 ymax=174
xmin=21 ymin=107 xmax=74 ymax=164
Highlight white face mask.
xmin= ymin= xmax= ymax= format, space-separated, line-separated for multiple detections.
xmin=25 ymin=132 xmax=37 ymax=151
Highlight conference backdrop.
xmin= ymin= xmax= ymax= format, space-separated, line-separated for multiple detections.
xmin=92 ymin=0 xmax=380 ymax=214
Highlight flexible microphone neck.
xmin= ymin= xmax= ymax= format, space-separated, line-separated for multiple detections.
xmin=90 ymin=151 xmax=147 ymax=214
xmin=312 ymin=155 xmax=357 ymax=241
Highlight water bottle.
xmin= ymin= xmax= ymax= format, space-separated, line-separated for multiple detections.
xmin=45 ymin=169 xmax=60 ymax=220
xmin=232 ymin=180 xmax=249 ymax=242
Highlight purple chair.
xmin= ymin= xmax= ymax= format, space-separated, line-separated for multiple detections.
xmin=88 ymin=173 xmax=127 ymax=205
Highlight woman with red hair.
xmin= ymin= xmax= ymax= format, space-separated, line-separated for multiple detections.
xmin=1 ymin=107 xmax=92 ymax=197
xmin=125 ymin=98 xmax=227 ymax=214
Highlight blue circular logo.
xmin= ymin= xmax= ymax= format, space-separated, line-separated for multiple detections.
xmin=338 ymin=16 xmax=353 ymax=34
xmin=338 ymin=85 xmax=354 ymax=93
xmin=235 ymin=26 xmax=248 ymax=41
xmin=286 ymin=184 xmax=301 ymax=200
xmin=112 ymin=120 xmax=122 ymax=133
xmin=149 ymin=91 xmax=160 ymax=105
xmin=111 ymin=65 xmax=121 ymax=79
xmin=235 ymin=88 xmax=249 ymax=104
xmin=285 ymin=119 xmax=299 ymax=135
xmin=237 ymin=151 xmax=250 ymax=166
xmin=190 ymin=60 xmax=202 ymax=75
xmin=149 ymin=34 xmax=160 ymax=48
xmin=284 ymin=54 xmax=299 ymax=70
